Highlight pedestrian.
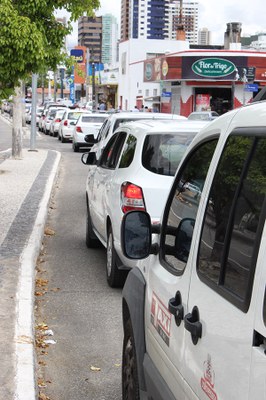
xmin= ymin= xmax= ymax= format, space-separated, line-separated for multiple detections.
xmin=99 ymin=102 xmax=106 ymax=111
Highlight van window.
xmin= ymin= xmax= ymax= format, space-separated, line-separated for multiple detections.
xmin=161 ymin=139 xmax=218 ymax=274
xmin=198 ymin=135 xmax=266 ymax=311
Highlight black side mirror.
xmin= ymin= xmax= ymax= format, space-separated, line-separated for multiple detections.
xmin=121 ymin=211 xmax=152 ymax=259
xmin=81 ymin=152 xmax=97 ymax=165
xmin=85 ymin=134 xmax=97 ymax=144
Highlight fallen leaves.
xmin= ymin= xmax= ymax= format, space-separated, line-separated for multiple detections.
xmin=44 ymin=227 xmax=55 ymax=236
xmin=90 ymin=365 xmax=101 ymax=372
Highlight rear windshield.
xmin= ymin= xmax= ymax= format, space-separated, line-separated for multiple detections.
xmin=82 ymin=116 xmax=107 ymax=123
xmin=142 ymin=133 xmax=196 ymax=176
xmin=68 ymin=112 xmax=82 ymax=120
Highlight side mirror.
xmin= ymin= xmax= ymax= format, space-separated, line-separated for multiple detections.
xmin=121 ymin=211 xmax=152 ymax=259
xmin=85 ymin=134 xmax=97 ymax=144
xmin=70 ymin=121 xmax=77 ymax=126
xmin=81 ymin=152 xmax=97 ymax=165
xmin=175 ymin=218 xmax=195 ymax=262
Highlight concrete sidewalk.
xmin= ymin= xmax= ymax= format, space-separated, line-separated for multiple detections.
xmin=0 ymin=147 xmax=61 ymax=399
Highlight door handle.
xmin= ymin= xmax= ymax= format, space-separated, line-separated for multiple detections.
xmin=184 ymin=306 xmax=202 ymax=345
xmin=168 ymin=291 xmax=183 ymax=326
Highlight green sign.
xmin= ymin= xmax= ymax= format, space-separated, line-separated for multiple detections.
xmin=192 ymin=58 xmax=236 ymax=78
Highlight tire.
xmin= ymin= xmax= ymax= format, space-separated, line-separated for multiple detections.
xmin=122 ymin=319 xmax=140 ymax=400
xmin=86 ymin=205 xmax=100 ymax=248
xmin=61 ymin=134 xmax=66 ymax=143
xmin=73 ymin=142 xmax=79 ymax=152
xmin=106 ymin=226 xmax=126 ymax=288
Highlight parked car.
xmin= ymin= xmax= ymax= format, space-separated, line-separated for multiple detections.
xmin=50 ymin=108 xmax=68 ymax=137
xmin=81 ymin=119 xmax=207 ymax=287
xmin=58 ymin=109 xmax=88 ymax=143
xmin=84 ymin=111 xmax=187 ymax=161
xmin=188 ymin=110 xmax=219 ymax=121
xmin=43 ymin=107 xmax=66 ymax=135
xmin=120 ymin=101 xmax=266 ymax=400
xmin=72 ymin=113 xmax=108 ymax=152
xmin=36 ymin=106 xmax=44 ymax=127
xmin=25 ymin=105 xmax=32 ymax=124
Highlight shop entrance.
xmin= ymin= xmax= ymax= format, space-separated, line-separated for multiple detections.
xmin=194 ymin=87 xmax=232 ymax=115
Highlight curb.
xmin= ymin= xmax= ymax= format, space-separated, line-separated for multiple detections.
xmin=14 ymin=150 xmax=61 ymax=400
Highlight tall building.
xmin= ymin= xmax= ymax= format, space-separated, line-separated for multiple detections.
xmin=120 ymin=0 xmax=171 ymax=41
xmin=78 ymin=16 xmax=103 ymax=63
xmin=102 ymin=15 xmax=118 ymax=65
xmin=78 ymin=15 xmax=118 ymax=66
xmin=169 ymin=1 xmax=199 ymax=44
xmin=120 ymin=0 xmax=199 ymax=44
xmin=198 ymin=27 xmax=211 ymax=46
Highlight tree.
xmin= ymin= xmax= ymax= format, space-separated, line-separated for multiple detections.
xmin=0 ymin=0 xmax=100 ymax=158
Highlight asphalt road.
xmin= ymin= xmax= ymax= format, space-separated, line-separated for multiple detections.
xmin=28 ymin=130 xmax=123 ymax=399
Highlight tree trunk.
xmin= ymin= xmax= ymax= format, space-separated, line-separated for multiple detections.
xmin=12 ymin=84 xmax=23 ymax=159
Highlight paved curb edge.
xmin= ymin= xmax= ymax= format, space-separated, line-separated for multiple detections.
xmin=14 ymin=150 xmax=61 ymax=400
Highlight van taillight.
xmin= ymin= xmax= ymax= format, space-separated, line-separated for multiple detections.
xmin=76 ymin=126 xmax=82 ymax=133
xmin=121 ymin=182 xmax=146 ymax=213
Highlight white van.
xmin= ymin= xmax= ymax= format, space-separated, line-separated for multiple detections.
xmin=121 ymin=101 xmax=266 ymax=400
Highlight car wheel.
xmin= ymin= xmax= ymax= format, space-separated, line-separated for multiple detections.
xmin=73 ymin=142 xmax=79 ymax=152
xmin=61 ymin=134 xmax=66 ymax=143
xmin=58 ymin=132 xmax=61 ymax=140
xmin=106 ymin=226 xmax=126 ymax=288
xmin=122 ymin=319 xmax=140 ymax=400
xmin=86 ymin=205 xmax=101 ymax=248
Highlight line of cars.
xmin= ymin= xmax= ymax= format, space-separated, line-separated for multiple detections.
xmin=36 ymin=102 xmax=109 ymax=151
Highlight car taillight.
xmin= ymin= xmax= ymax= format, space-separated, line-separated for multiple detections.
xmin=55 ymin=118 xmax=61 ymax=123
xmin=76 ymin=126 xmax=82 ymax=133
xmin=121 ymin=182 xmax=146 ymax=213
xmin=63 ymin=120 xmax=68 ymax=126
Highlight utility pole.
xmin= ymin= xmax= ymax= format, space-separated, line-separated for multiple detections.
xmin=92 ymin=62 xmax=96 ymax=111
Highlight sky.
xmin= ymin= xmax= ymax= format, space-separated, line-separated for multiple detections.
xmin=64 ymin=0 xmax=266 ymax=49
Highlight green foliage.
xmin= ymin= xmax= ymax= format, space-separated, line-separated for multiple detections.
xmin=0 ymin=0 xmax=100 ymax=89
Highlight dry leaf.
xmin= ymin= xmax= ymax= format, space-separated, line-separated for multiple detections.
xmin=44 ymin=227 xmax=55 ymax=236
xmin=36 ymin=323 xmax=49 ymax=331
xmin=90 ymin=365 xmax=101 ymax=372
xmin=16 ymin=335 xmax=33 ymax=344
xmin=39 ymin=393 xmax=50 ymax=400
xmin=36 ymin=278 xmax=48 ymax=287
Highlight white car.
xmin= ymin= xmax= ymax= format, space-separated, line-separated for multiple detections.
xmin=85 ymin=111 xmax=187 ymax=161
xmin=58 ymin=109 xmax=88 ymax=143
xmin=50 ymin=108 xmax=67 ymax=137
xmin=36 ymin=106 xmax=44 ymax=127
xmin=72 ymin=113 xmax=108 ymax=152
xmin=188 ymin=111 xmax=220 ymax=121
xmin=81 ymin=119 xmax=207 ymax=287
xmin=120 ymin=101 xmax=266 ymax=400
xmin=43 ymin=107 xmax=66 ymax=135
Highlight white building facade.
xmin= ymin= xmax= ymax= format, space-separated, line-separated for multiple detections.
xmin=118 ymin=38 xmax=189 ymax=111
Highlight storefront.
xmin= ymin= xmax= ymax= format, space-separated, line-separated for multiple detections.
xmin=143 ymin=51 xmax=266 ymax=116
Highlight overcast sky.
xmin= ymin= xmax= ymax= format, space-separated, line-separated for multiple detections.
xmin=65 ymin=0 xmax=266 ymax=48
